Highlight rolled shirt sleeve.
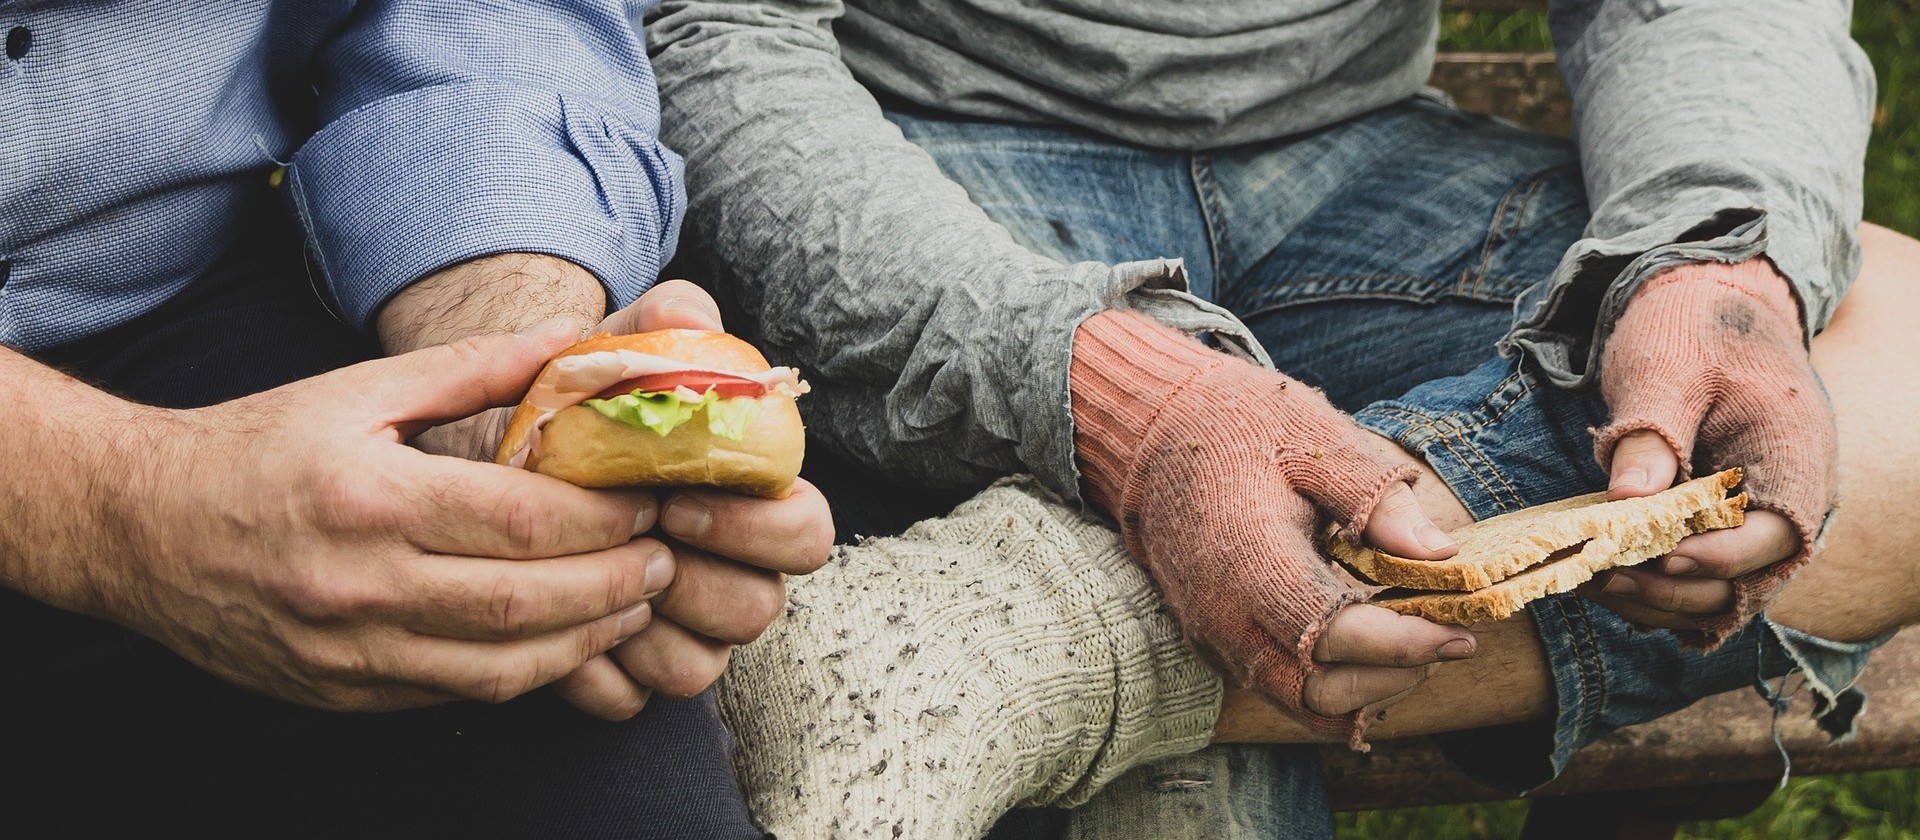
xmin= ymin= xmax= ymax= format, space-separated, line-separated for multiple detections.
xmin=1502 ymin=0 xmax=1875 ymax=387
xmin=288 ymin=1 xmax=685 ymax=328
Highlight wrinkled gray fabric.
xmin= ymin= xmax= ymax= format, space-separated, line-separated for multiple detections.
xmin=835 ymin=1 xmax=1437 ymax=150
xmin=645 ymin=0 xmax=1872 ymax=495
xmin=1505 ymin=0 xmax=1874 ymax=387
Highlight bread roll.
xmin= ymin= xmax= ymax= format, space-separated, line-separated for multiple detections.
xmin=495 ymin=330 xmax=805 ymax=498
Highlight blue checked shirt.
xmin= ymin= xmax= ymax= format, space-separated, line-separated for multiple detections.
xmin=0 ymin=1 xmax=684 ymax=351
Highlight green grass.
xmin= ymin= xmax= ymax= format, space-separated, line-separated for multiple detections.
xmin=1437 ymin=2 xmax=1920 ymax=236
xmin=1855 ymin=0 xmax=1920 ymax=237
xmin=1334 ymin=4 xmax=1920 ymax=835
xmin=1335 ymin=769 xmax=1920 ymax=839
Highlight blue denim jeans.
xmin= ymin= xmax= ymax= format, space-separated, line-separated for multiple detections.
xmin=880 ymin=95 xmax=1887 ymax=840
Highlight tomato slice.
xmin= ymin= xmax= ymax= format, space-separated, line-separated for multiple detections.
xmin=591 ymin=371 xmax=766 ymax=401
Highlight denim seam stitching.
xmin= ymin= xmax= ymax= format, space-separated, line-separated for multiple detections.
xmin=1234 ymin=283 xmax=1453 ymax=321
xmin=1475 ymin=369 xmax=1537 ymax=427
xmin=1235 ymin=274 xmax=1536 ymax=315
xmin=1367 ymin=407 xmax=1526 ymax=512
xmin=1565 ymin=598 xmax=1609 ymax=746
xmin=1437 ymin=421 xmax=1530 ymax=512
xmin=1395 ymin=410 xmax=1527 ymax=511
xmin=1189 ymin=153 xmax=1230 ymax=296
xmin=1372 ymin=368 xmax=1537 ymax=449
xmin=1469 ymin=169 xmax=1552 ymax=300
xmin=1465 ymin=175 xmax=1523 ymax=298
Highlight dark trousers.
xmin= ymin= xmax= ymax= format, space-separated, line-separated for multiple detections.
xmin=4 ymin=214 xmax=763 ymax=839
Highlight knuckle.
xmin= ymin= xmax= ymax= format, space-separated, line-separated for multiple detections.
xmin=493 ymin=493 xmax=558 ymax=557
xmin=1375 ymin=487 xmax=1421 ymax=518
xmin=309 ymin=470 xmax=394 ymax=533
xmin=604 ymin=550 xmax=652 ymax=609
xmin=793 ymin=522 xmax=835 ymax=574
xmin=443 ymin=334 xmax=498 ymax=367
xmin=474 ymin=662 xmax=541 ymax=705
xmin=292 ymin=638 xmax=371 ymax=683
xmin=1657 ymin=586 xmax=1690 ymax=613
xmin=656 ymin=648 xmax=730 ymax=699
xmin=1303 ymin=675 xmax=1343 ymax=717
xmin=1390 ymin=644 xmax=1427 ymax=669
xmin=486 ymin=577 xmax=540 ymax=638
xmin=281 ymin=568 xmax=372 ymax=624
xmin=581 ymin=685 xmax=649 ymax=722
xmin=722 ymin=576 xmax=787 ymax=643
xmin=606 ymin=691 xmax=651 ymax=721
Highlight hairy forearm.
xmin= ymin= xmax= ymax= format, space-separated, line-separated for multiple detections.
xmin=0 ymin=348 xmax=176 ymax=615
xmin=375 ymin=253 xmax=607 ymax=356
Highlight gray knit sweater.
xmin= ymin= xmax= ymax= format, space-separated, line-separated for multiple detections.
xmin=646 ymin=0 xmax=1873 ymax=500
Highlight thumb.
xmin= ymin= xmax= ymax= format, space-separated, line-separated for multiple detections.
xmin=1601 ymin=428 xmax=1684 ymax=500
xmin=1593 ymin=382 xmax=1701 ymax=499
xmin=598 ymin=279 xmax=724 ymax=335
xmin=1361 ymin=480 xmax=1458 ymax=560
xmin=343 ymin=316 xmax=582 ymax=433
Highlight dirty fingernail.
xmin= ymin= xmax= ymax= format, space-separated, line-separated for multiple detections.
xmin=645 ymin=549 xmax=674 ymax=597
xmin=1603 ymin=574 xmax=1639 ymax=595
xmin=1439 ymin=638 xmax=1476 ymax=660
xmin=631 ymin=495 xmax=659 ymax=537
xmin=615 ymin=602 xmax=652 ymax=638
xmin=1416 ymin=523 xmax=1456 ymax=553
xmin=661 ymin=497 xmax=712 ymax=539
xmin=1664 ymin=555 xmax=1698 ymax=575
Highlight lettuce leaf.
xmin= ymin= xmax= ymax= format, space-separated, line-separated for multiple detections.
xmin=585 ymin=389 xmax=761 ymax=441
xmin=703 ymin=396 xmax=762 ymax=441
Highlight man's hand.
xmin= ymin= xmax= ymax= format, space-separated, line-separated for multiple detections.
xmin=377 ymin=253 xmax=609 ymax=461
xmin=74 ymin=319 xmax=674 ymax=711
xmin=381 ymin=263 xmax=833 ymax=719
xmin=556 ymin=479 xmax=833 ymax=716
xmin=551 ymin=282 xmax=831 ymax=718
xmin=1070 ymin=310 xmax=1475 ymax=739
xmin=1305 ymin=605 xmax=1477 ymax=717
xmin=1588 ymin=259 xmax=1837 ymax=639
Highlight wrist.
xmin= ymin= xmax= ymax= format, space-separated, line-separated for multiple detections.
xmin=376 ymin=253 xmax=607 ymax=356
xmin=82 ymin=403 xmax=203 ymax=621
xmin=0 ymin=354 xmax=183 ymax=618
xmin=1068 ymin=310 xmax=1237 ymax=514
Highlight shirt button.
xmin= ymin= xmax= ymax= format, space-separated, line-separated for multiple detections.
xmin=6 ymin=27 xmax=30 ymax=61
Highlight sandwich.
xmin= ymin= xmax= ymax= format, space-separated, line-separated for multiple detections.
xmin=494 ymin=329 xmax=809 ymax=498
xmin=1329 ymin=469 xmax=1747 ymax=625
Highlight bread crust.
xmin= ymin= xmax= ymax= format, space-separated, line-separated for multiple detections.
xmin=1330 ymin=469 xmax=1748 ymax=625
xmin=1329 ymin=469 xmax=1745 ymax=591
xmin=494 ymin=329 xmax=805 ymax=497
xmin=1370 ymin=492 xmax=1746 ymax=625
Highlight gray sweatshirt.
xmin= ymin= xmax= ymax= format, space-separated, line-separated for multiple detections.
xmin=646 ymin=0 xmax=1873 ymax=501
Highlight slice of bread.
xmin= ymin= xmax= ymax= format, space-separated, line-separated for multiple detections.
xmin=1329 ymin=469 xmax=1745 ymax=591
xmin=1328 ymin=468 xmax=1747 ymax=626
xmin=1370 ymin=493 xmax=1746 ymax=625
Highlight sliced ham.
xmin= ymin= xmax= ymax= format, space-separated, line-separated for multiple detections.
xmin=506 ymin=349 xmax=808 ymax=469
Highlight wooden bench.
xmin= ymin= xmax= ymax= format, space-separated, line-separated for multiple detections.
xmin=1321 ymin=633 xmax=1920 ymax=836
xmin=1318 ymin=4 xmax=1920 ymax=836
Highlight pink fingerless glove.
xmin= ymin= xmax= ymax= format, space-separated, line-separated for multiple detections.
xmin=1070 ymin=310 xmax=1416 ymax=744
xmin=1595 ymin=259 xmax=1838 ymax=647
